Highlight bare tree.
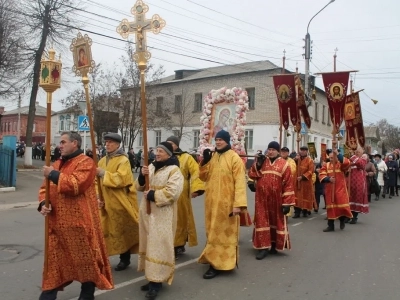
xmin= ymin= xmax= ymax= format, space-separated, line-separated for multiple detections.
xmin=172 ymin=82 xmax=196 ymax=141
xmin=21 ymin=0 xmax=81 ymax=165
xmin=375 ymin=119 xmax=400 ymax=152
xmin=0 ymin=0 xmax=27 ymax=99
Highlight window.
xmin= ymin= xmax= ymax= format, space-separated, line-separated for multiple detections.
xmin=327 ymin=110 xmax=331 ymax=126
xmin=173 ymin=130 xmax=180 ymax=137
xmin=7 ymin=122 xmax=10 ymax=132
xmin=193 ymin=130 xmax=200 ymax=148
xmin=314 ymin=102 xmax=319 ymax=121
xmin=246 ymin=88 xmax=255 ymax=109
xmin=156 ymin=97 xmax=163 ymax=115
xmin=155 ymin=130 xmax=161 ymax=146
xmin=194 ymin=93 xmax=202 ymax=112
xmin=13 ymin=122 xmax=17 ymax=131
xmin=138 ymin=131 xmax=143 ymax=147
xmin=322 ymin=105 xmax=326 ymax=124
xmin=33 ymin=123 xmax=36 ymax=132
xmin=174 ymin=95 xmax=182 ymax=113
xmin=245 ymin=129 xmax=254 ymax=150
xmin=65 ymin=115 xmax=71 ymax=131
xmin=59 ymin=116 xmax=65 ymax=131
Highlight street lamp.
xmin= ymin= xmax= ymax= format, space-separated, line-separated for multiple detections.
xmin=78 ymin=100 xmax=87 ymax=154
xmin=304 ymin=0 xmax=335 ymax=102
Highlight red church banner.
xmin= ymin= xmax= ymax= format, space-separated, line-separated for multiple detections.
xmin=294 ymin=75 xmax=311 ymax=131
xmin=321 ymin=71 xmax=350 ymax=134
xmin=273 ymin=74 xmax=298 ymax=130
xmin=345 ymin=92 xmax=365 ymax=150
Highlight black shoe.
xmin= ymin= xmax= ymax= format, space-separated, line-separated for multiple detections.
xmin=344 ymin=218 xmax=350 ymax=223
xmin=203 ymin=266 xmax=220 ymax=279
xmin=256 ymin=249 xmax=269 ymax=260
xmin=145 ymin=290 xmax=158 ymax=300
xmin=78 ymin=282 xmax=95 ymax=300
xmin=340 ymin=220 xmax=345 ymax=230
xmin=269 ymin=247 xmax=278 ymax=255
xmin=141 ymin=283 xmax=150 ymax=291
xmin=115 ymin=261 xmax=130 ymax=271
xmin=314 ymin=209 xmax=319 ymax=213
xmin=323 ymin=226 xmax=335 ymax=232
xmin=39 ymin=289 xmax=58 ymax=300
xmin=382 ymin=194 xmax=385 ymax=198
xmin=323 ymin=207 xmax=326 ymax=209
xmin=349 ymin=218 xmax=357 ymax=224
xmin=389 ymin=196 xmax=392 ymax=199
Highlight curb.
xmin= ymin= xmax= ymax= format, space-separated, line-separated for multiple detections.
xmin=0 ymin=187 xmax=16 ymax=193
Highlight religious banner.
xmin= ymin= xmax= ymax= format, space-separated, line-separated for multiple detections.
xmin=344 ymin=92 xmax=365 ymax=150
xmin=321 ymin=71 xmax=350 ymax=134
xmin=320 ymin=143 xmax=327 ymax=161
xmin=272 ymin=74 xmax=298 ymax=130
xmin=294 ymin=75 xmax=311 ymax=131
xmin=307 ymin=142 xmax=317 ymax=159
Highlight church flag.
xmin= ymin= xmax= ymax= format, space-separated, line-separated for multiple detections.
xmin=294 ymin=75 xmax=311 ymax=131
xmin=273 ymin=74 xmax=298 ymax=130
xmin=321 ymin=71 xmax=350 ymax=134
xmin=345 ymin=91 xmax=365 ymax=150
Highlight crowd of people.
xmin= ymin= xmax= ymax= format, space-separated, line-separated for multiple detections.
xmin=35 ymin=129 xmax=398 ymax=300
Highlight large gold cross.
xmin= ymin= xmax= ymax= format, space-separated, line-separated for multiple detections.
xmin=117 ymin=0 xmax=165 ymax=63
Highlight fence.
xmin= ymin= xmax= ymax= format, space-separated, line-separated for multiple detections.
xmin=0 ymin=145 xmax=15 ymax=187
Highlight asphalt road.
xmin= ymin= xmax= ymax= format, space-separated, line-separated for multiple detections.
xmin=1 ymin=173 xmax=400 ymax=300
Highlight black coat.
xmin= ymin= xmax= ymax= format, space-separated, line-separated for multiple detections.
xmin=385 ymin=160 xmax=398 ymax=187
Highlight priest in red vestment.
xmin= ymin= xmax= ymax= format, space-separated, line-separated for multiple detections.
xmin=348 ymin=147 xmax=369 ymax=224
xmin=38 ymin=131 xmax=113 ymax=300
xmin=248 ymin=141 xmax=295 ymax=260
xmin=319 ymin=149 xmax=353 ymax=232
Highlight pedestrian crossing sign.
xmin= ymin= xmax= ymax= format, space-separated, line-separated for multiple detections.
xmin=78 ymin=115 xmax=90 ymax=131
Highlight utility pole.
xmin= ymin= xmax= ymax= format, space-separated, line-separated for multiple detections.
xmin=17 ymin=92 xmax=22 ymax=142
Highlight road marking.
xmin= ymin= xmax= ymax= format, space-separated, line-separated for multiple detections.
xmin=320 ymin=212 xmax=327 ymax=215
xmin=0 ymin=201 xmax=38 ymax=211
xmin=291 ymin=222 xmax=303 ymax=227
xmin=308 ymin=217 xmax=316 ymax=221
xmin=67 ymin=258 xmax=199 ymax=300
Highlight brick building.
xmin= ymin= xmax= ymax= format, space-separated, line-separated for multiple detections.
xmin=122 ymin=60 xmax=334 ymax=156
xmin=0 ymin=102 xmax=50 ymax=143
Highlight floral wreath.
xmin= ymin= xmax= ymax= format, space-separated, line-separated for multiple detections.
xmin=198 ymin=87 xmax=249 ymax=156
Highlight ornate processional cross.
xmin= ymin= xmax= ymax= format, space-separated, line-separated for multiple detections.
xmin=116 ymin=0 xmax=165 ymax=65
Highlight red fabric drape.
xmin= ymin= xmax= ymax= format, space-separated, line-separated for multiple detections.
xmin=345 ymin=92 xmax=365 ymax=150
xmin=273 ymin=74 xmax=298 ymax=130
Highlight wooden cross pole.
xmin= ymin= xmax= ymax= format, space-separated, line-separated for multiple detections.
xmin=117 ymin=0 xmax=166 ymax=214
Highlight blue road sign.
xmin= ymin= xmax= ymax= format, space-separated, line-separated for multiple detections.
xmin=301 ymin=122 xmax=307 ymax=135
xmin=78 ymin=115 xmax=90 ymax=131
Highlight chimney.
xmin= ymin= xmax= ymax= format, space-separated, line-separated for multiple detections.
xmin=0 ymin=106 xmax=4 ymax=114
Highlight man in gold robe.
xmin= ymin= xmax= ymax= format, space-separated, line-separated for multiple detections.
xmin=136 ymin=142 xmax=184 ymax=300
xmin=198 ymin=130 xmax=247 ymax=279
xmin=293 ymin=145 xmax=314 ymax=218
xmin=166 ymin=136 xmax=204 ymax=259
xmin=280 ymin=146 xmax=296 ymax=217
xmin=248 ymin=141 xmax=295 ymax=260
xmin=96 ymin=133 xmax=139 ymax=271
xmin=38 ymin=131 xmax=113 ymax=300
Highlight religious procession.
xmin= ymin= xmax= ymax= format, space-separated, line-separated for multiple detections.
xmin=1 ymin=0 xmax=394 ymax=300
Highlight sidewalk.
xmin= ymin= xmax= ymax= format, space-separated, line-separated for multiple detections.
xmin=0 ymin=172 xmax=44 ymax=210
xmin=16 ymin=157 xmax=45 ymax=169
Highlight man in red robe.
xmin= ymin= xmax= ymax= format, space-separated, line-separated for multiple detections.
xmin=319 ymin=149 xmax=353 ymax=232
xmin=293 ymin=146 xmax=314 ymax=218
xmin=348 ymin=148 xmax=369 ymax=224
xmin=38 ymin=131 xmax=113 ymax=300
xmin=248 ymin=141 xmax=295 ymax=260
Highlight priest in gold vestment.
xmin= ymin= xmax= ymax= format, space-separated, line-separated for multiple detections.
xmin=198 ymin=130 xmax=247 ymax=280
xmin=136 ymin=142 xmax=184 ymax=300
xmin=166 ymin=136 xmax=204 ymax=258
xmin=38 ymin=131 xmax=113 ymax=300
xmin=96 ymin=133 xmax=139 ymax=271
xmin=280 ymin=146 xmax=297 ymax=217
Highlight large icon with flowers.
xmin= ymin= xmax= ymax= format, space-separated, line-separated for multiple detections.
xmin=199 ymin=87 xmax=249 ymax=156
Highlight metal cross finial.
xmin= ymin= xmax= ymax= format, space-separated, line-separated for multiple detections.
xmin=116 ymin=0 xmax=165 ymax=66
xmin=283 ymin=49 xmax=286 ymax=57
xmin=334 ymin=47 xmax=338 ymax=56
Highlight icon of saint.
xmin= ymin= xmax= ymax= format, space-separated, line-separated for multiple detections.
xmin=78 ymin=48 xmax=88 ymax=67
xmin=213 ymin=108 xmax=231 ymax=137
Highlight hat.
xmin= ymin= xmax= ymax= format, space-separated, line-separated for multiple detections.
xmin=157 ymin=141 xmax=173 ymax=157
xmin=374 ymin=153 xmax=382 ymax=158
xmin=300 ymin=145 xmax=308 ymax=150
xmin=281 ymin=147 xmax=290 ymax=152
xmin=267 ymin=141 xmax=280 ymax=151
xmin=166 ymin=136 xmax=180 ymax=147
xmin=104 ymin=132 xmax=122 ymax=143
xmin=215 ymin=130 xmax=231 ymax=145
xmin=326 ymin=149 xmax=333 ymax=154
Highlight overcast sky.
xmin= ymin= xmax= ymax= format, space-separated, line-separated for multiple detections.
xmin=10 ymin=0 xmax=400 ymax=126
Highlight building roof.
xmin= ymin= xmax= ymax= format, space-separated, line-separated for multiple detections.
xmin=52 ymin=105 xmax=82 ymax=116
xmin=157 ymin=60 xmax=281 ymax=85
xmin=2 ymin=104 xmax=54 ymax=116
